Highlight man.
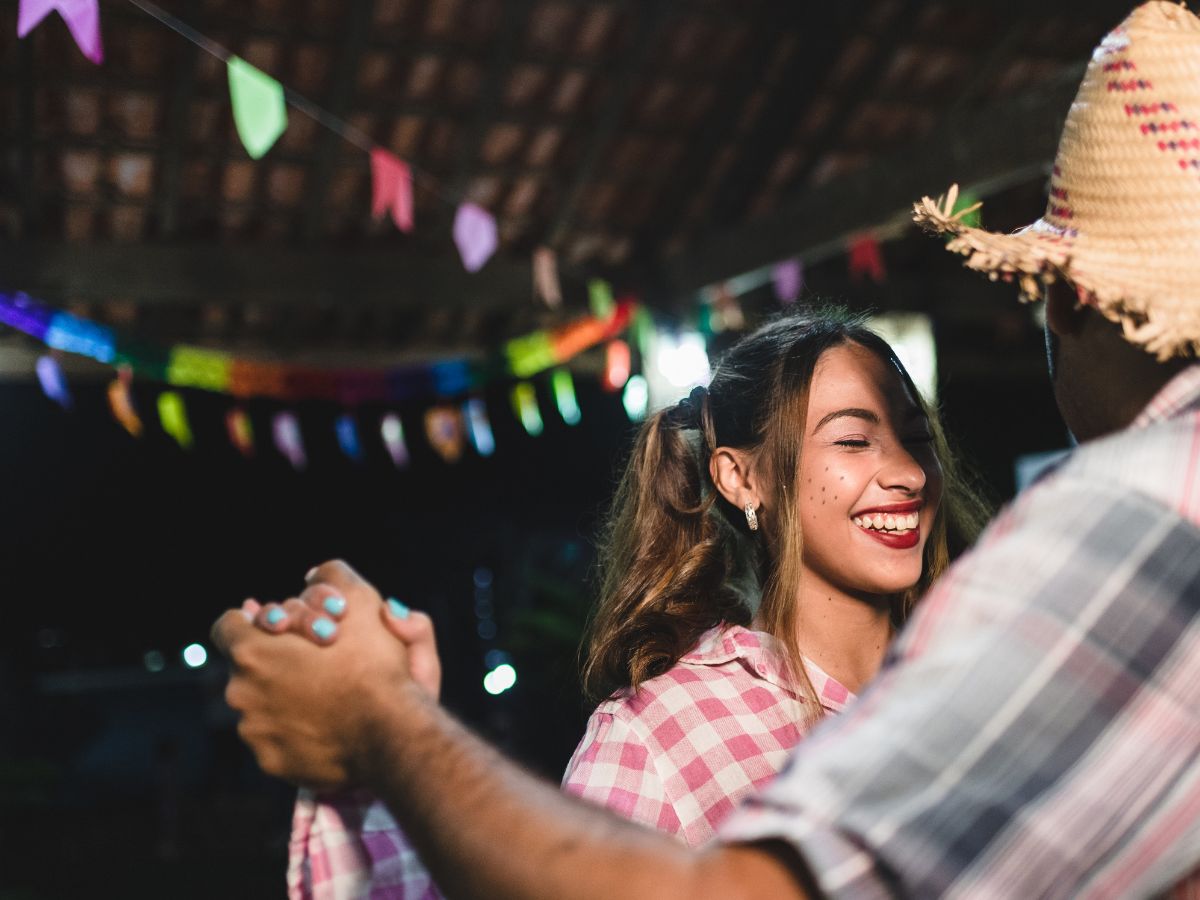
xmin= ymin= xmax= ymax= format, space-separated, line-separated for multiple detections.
xmin=215 ymin=3 xmax=1200 ymax=896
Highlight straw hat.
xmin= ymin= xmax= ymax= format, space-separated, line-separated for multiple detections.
xmin=913 ymin=1 xmax=1200 ymax=360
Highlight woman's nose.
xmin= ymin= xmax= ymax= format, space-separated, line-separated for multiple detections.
xmin=878 ymin=444 xmax=928 ymax=494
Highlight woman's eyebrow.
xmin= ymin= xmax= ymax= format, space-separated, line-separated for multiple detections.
xmin=813 ymin=407 xmax=880 ymax=431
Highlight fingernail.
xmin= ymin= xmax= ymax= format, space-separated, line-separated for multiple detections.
xmin=305 ymin=567 xmax=318 ymax=582
xmin=386 ymin=598 xmax=409 ymax=619
xmin=312 ymin=618 xmax=337 ymax=640
xmin=323 ymin=596 xmax=346 ymax=617
xmin=266 ymin=607 xmax=287 ymax=626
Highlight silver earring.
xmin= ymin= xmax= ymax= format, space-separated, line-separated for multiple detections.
xmin=744 ymin=502 xmax=759 ymax=532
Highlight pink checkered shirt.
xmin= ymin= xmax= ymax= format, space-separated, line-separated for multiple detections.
xmin=286 ymin=624 xmax=853 ymax=898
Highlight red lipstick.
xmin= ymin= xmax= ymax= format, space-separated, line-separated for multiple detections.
xmin=860 ymin=528 xmax=920 ymax=550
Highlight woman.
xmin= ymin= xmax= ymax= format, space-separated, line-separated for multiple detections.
xmin=259 ymin=308 xmax=988 ymax=896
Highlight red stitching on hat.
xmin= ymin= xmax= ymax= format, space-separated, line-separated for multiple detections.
xmin=1108 ymin=79 xmax=1153 ymax=91
xmin=1140 ymin=121 xmax=1197 ymax=135
xmin=1049 ymin=186 xmax=1069 ymax=200
xmin=1048 ymin=203 xmax=1074 ymax=219
xmin=1103 ymin=60 xmax=1137 ymax=71
xmin=1157 ymin=138 xmax=1200 ymax=152
xmin=1124 ymin=102 xmax=1179 ymax=116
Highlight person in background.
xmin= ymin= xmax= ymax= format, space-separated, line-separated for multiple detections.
xmin=250 ymin=308 xmax=987 ymax=897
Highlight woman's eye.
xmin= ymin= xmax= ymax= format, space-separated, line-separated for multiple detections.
xmin=834 ymin=438 xmax=870 ymax=448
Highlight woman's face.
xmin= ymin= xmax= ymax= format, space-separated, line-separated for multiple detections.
xmin=795 ymin=342 xmax=943 ymax=598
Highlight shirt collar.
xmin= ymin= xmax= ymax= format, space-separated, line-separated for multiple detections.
xmin=682 ymin=625 xmax=856 ymax=714
xmin=1133 ymin=363 xmax=1200 ymax=428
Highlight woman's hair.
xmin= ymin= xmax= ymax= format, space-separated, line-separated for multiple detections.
xmin=580 ymin=306 xmax=991 ymax=717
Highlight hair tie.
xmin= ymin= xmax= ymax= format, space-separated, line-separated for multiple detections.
xmin=666 ymin=385 xmax=708 ymax=430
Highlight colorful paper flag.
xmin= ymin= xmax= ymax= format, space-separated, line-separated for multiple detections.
xmin=772 ymin=259 xmax=803 ymax=305
xmin=370 ymin=148 xmax=414 ymax=233
xmin=335 ymin=413 xmax=364 ymax=463
xmin=532 ymin=246 xmax=562 ymax=309
xmin=158 ymin=392 xmax=193 ymax=449
xmin=602 ymin=340 xmax=631 ymax=392
xmin=453 ymin=203 xmax=498 ymax=273
xmin=226 ymin=407 xmax=254 ymax=457
xmin=425 ymin=406 xmax=465 ymax=464
xmin=227 ymin=56 xmax=287 ymax=160
xmin=463 ymin=398 xmax=495 ymax=458
xmin=18 ymin=0 xmax=103 ymax=64
xmin=588 ymin=279 xmax=615 ymax=320
xmin=848 ymin=236 xmax=887 ymax=284
xmin=107 ymin=368 xmax=142 ymax=437
xmin=36 ymin=355 xmax=71 ymax=408
xmin=272 ymin=411 xmax=306 ymax=470
xmin=622 ymin=374 xmax=649 ymax=422
xmin=380 ymin=413 xmax=409 ymax=468
xmin=551 ymin=369 xmax=581 ymax=426
xmin=511 ymin=382 xmax=543 ymax=437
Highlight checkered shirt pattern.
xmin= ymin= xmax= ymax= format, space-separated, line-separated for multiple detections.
xmin=286 ymin=625 xmax=852 ymax=897
xmin=720 ymin=364 xmax=1200 ymax=899
xmin=562 ymin=625 xmax=853 ymax=847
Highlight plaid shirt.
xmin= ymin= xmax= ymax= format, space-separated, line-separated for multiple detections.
xmin=720 ymin=364 xmax=1200 ymax=899
xmin=287 ymin=625 xmax=852 ymax=897
xmin=562 ymin=625 xmax=853 ymax=846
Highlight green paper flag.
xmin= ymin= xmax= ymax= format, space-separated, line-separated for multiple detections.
xmin=158 ymin=391 xmax=193 ymax=449
xmin=227 ymin=56 xmax=287 ymax=160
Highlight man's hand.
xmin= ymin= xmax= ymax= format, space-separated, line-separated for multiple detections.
xmin=212 ymin=560 xmax=415 ymax=789
xmin=244 ymin=578 xmax=443 ymax=701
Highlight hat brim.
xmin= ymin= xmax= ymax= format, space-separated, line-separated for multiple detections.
xmin=913 ymin=185 xmax=1200 ymax=360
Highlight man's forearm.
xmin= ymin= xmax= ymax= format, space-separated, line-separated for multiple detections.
xmin=359 ymin=683 xmax=806 ymax=900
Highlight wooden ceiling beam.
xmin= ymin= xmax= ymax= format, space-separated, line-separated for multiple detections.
xmin=662 ymin=79 xmax=1078 ymax=296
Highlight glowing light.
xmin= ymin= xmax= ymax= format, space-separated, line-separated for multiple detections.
xmin=381 ymin=413 xmax=410 ymax=468
xmin=654 ymin=331 xmax=710 ymax=388
xmin=602 ymin=340 xmax=631 ymax=392
xmin=622 ymin=374 xmax=649 ymax=421
xmin=551 ymin=369 xmax=581 ymax=425
xmin=483 ymin=663 xmax=517 ymax=696
xmin=868 ymin=312 xmax=938 ymax=402
xmin=182 ymin=643 xmax=208 ymax=669
xmin=511 ymin=382 xmax=544 ymax=437
xmin=144 ymin=650 xmax=165 ymax=673
xmin=464 ymin=398 xmax=495 ymax=457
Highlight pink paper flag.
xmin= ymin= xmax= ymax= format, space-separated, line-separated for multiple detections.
xmin=533 ymin=246 xmax=562 ymax=309
xmin=370 ymin=149 xmax=414 ymax=233
xmin=453 ymin=203 xmax=498 ymax=273
xmin=272 ymin=411 xmax=306 ymax=470
xmin=18 ymin=0 xmax=103 ymax=64
xmin=848 ymin=237 xmax=887 ymax=284
xmin=772 ymin=259 xmax=803 ymax=305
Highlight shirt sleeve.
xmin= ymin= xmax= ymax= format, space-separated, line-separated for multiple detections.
xmin=719 ymin=476 xmax=1200 ymax=899
xmin=289 ymin=788 xmax=444 ymax=900
xmin=562 ymin=708 xmax=683 ymax=838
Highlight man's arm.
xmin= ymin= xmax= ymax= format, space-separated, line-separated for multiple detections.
xmin=214 ymin=560 xmax=809 ymax=900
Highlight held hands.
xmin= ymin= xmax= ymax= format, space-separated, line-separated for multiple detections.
xmin=243 ymin=576 xmax=442 ymax=701
xmin=212 ymin=560 xmax=425 ymax=790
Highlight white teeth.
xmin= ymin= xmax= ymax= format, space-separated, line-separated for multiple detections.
xmin=907 ymin=513 xmax=918 ymax=529
xmin=872 ymin=514 xmax=884 ymax=529
xmin=884 ymin=514 xmax=896 ymax=529
xmin=853 ymin=511 xmax=921 ymax=532
xmin=853 ymin=516 xmax=863 ymax=527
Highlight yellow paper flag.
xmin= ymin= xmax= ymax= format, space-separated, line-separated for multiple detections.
xmin=158 ymin=391 xmax=193 ymax=449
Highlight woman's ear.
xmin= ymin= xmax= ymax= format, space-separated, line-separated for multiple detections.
xmin=1045 ymin=278 xmax=1087 ymax=338
xmin=709 ymin=447 xmax=758 ymax=509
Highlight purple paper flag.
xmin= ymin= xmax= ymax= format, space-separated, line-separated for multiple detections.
xmin=272 ymin=412 xmax=307 ymax=470
xmin=18 ymin=0 xmax=103 ymax=64
xmin=36 ymin=355 xmax=71 ymax=408
xmin=772 ymin=259 xmax=803 ymax=305
xmin=453 ymin=203 xmax=498 ymax=273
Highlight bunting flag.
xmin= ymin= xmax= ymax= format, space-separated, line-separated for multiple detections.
xmin=551 ymin=369 xmax=580 ymax=426
xmin=453 ymin=203 xmax=498 ymax=273
xmin=425 ymin=406 xmax=465 ymax=464
xmin=463 ymin=398 xmax=495 ymax=458
xmin=848 ymin=236 xmax=887 ymax=284
xmin=772 ymin=259 xmax=803 ymax=306
xmin=272 ymin=412 xmax=306 ymax=470
xmin=370 ymin=149 xmax=414 ymax=233
xmin=107 ymin=368 xmax=142 ymax=437
xmin=380 ymin=414 xmax=409 ymax=468
xmin=227 ymin=56 xmax=287 ymax=160
xmin=622 ymin=374 xmax=649 ymax=422
xmin=588 ymin=279 xmax=615 ymax=320
xmin=602 ymin=340 xmax=631 ymax=392
xmin=511 ymin=382 xmax=543 ymax=437
xmin=158 ymin=391 xmax=193 ymax=449
xmin=226 ymin=407 xmax=254 ymax=457
xmin=17 ymin=0 xmax=103 ymax=63
xmin=335 ymin=413 xmax=364 ymax=463
xmin=36 ymin=355 xmax=71 ymax=408
xmin=532 ymin=246 xmax=562 ymax=309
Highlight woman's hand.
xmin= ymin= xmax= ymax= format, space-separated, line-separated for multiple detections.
xmin=243 ymin=576 xmax=442 ymax=701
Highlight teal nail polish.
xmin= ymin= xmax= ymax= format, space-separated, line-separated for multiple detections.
xmin=386 ymin=598 xmax=410 ymax=619
xmin=312 ymin=618 xmax=337 ymax=639
xmin=323 ymin=596 xmax=346 ymax=617
xmin=266 ymin=607 xmax=286 ymax=626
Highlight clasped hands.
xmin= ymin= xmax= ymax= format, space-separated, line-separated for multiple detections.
xmin=211 ymin=560 xmax=440 ymax=790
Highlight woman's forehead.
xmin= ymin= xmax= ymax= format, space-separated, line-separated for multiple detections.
xmin=809 ymin=343 xmax=922 ymax=419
